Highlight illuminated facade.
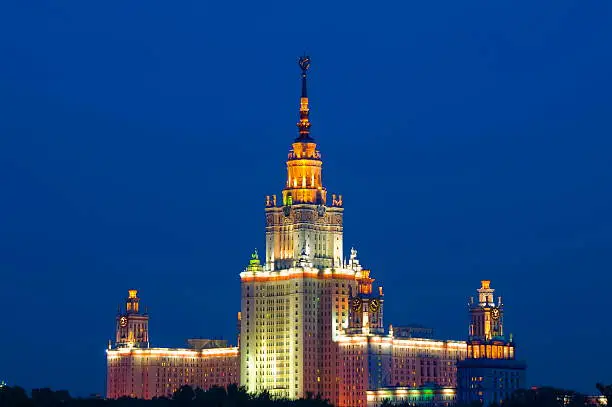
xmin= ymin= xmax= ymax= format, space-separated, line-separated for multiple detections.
xmin=106 ymin=58 xmax=527 ymax=406
xmin=240 ymin=56 xmax=358 ymax=403
xmin=106 ymin=290 xmax=239 ymax=399
xmin=457 ymin=281 xmax=527 ymax=407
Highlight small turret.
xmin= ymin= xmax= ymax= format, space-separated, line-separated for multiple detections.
xmin=245 ymin=249 xmax=264 ymax=272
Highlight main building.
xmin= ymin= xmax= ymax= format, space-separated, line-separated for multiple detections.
xmin=106 ymin=57 xmax=526 ymax=406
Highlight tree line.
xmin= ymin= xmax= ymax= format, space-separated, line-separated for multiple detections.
xmin=1 ymin=383 xmax=610 ymax=407
xmin=0 ymin=384 xmax=332 ymax=407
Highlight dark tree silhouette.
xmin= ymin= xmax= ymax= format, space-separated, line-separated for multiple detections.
xmin=379 ymin=399 xmax=393 ymax=407
xmin=32 ymin=388 xmax=72 ymax=407
xmin=503 ymin=386 xmax=596 ymax=407
xmin=0 ymin=385 xmax=32 ymax=407
xmin=172 ymin=386 xmax=195 ymax=407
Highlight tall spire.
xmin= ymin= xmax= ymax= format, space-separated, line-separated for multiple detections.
xmin=282 ymin=55 xmax=326 ymax=205
xmin=296 ymin=55 xmax=313 ymax=141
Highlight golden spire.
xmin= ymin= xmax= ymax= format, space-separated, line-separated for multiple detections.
xmin=296 ymin=55 xmax=312 ymax=141
xmin=282 ymin=55 xmax=327 ymax=205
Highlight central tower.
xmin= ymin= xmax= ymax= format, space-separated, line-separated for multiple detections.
xmin=240 ymin=57 xmax=358 ymax=404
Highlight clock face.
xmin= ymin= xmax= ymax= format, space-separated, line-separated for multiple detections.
xmin=351 ymin=298 xmax=362 ymax=312
xmin=491 ymin=308 xmax=500 ymax=320
xmin=119 ymin=316 xmax=128 ymax=327
xmin=317 ymin=205 xmax=326 ymax=217
xmin=283 ymin=206 xmax=291 ymax=217
xmin=370 ymin=299 xmax=380 ymax=312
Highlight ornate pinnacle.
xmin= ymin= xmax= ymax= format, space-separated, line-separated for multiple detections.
xmin=296 ymin=55 xmax=313 ymax=141
xmin=247 ymin=248 xmax=263 ymax=272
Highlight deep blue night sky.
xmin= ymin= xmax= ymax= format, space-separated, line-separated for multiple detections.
xmin=1 ymin=0 xmax=611 ymax=397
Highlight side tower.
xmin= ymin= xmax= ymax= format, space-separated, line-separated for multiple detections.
xmin=338 ymin=256 xmax=391 ymax=407
xmin=457 ymin=281 xmax=526 ymax=407
xmin=240 ymin=57 xmax=358 ymax=404
xmin=346 ymin=259 xmax=385 ymax=335
xmin=115 ymin=289 xmax=149 ymax=348
xmin=468 ymin=280 xmax=504 ymax=344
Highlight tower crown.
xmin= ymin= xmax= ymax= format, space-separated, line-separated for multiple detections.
xmin=126 ymin=289 xmax=140 ymax=313
xmin=356 ymin=269 xmax=374 ymax=295
xmin=474 ymin=279 xmax=498 ymax=307
xmin=261 ymin=56 xmax=344 ymax=271
xmin=282 ymin=56 xmax=327 ymax=205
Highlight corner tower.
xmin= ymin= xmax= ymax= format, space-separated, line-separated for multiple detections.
xmin=457 ymin=281 xmax=526 ymax=406
xmin=240 ymin=56 xmax=359 ymax=404
xmin=115 ymin=289 xmax=149 ymax=348
xmin=468 ymin=280 xmax=504 ymax=343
